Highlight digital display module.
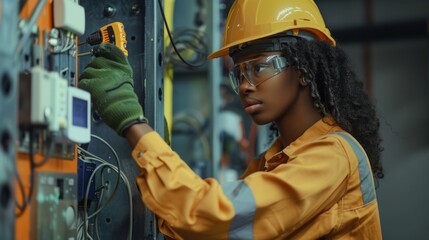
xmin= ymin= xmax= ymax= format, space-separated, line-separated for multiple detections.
xmin=72 ymin=97 xmax=88 ymax=128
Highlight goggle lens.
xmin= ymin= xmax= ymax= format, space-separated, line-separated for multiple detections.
xmin=228 ymin=55 xmax=289 ymax=94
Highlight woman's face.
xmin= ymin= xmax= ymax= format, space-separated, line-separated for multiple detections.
xmin=233 ymin=51 xmax=304 ymax=125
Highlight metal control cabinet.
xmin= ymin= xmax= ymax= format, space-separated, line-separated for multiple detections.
xmin=0 ymin=1 xmax=19 ymax=240
xmin=78 ymin=0 xmax=165 ymax=238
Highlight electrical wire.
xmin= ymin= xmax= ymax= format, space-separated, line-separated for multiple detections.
xmin=14 ymin=166 xmax=27 ymax=212
xmin=157 ymin=0 xmax=208 ymax=68
xmin=96 ymin=162 xmax=133 ymax=240
xmin=94 ymin=183 xmax=106 ymax=240
xmin=165 ymin=28 xmax=209 ymax=68
xmin=33 ymin=134 xmax=54 ymax=167
xmin=15 ymin=128 xmax=36 ymax=218
xmin=172 ymin=112 xmax=211 ymax=161
xmin=17 ymin=0 xmax=47 ymax=53
xmin=87 ymin=134 xmax=121 ymax=214
xmin=75 ymin=154 xmax=106 ymax=239
xmin=51 ymin=30 xmax=75 ymax=54
xmin=76 ymin=155 xmax=133 ymax=240
xmin=79 ymin=136 xmax=119 ymax=239
xmin=76 ymin=134 xmax=135 ymax=240
xmin=61 ymin=32 xmax=75 ymax=53
xmin=83 ymin=163 xmax=112 ymax=239
xmin=76 ymin=153 xmax=119 ymax=218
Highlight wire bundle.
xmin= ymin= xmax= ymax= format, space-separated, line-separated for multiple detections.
xmin=158 ymin=0 xmax=208 ymax=68
xmin=77 ymin=135 xmax=133 ymax=240
xmin=165 ymin=28 xmax=208 ymax=68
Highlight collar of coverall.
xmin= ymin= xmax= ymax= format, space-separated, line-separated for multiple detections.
xmin=229 ymin=30 xmax=317 ymax=62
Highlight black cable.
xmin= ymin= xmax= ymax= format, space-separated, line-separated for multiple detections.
xmin=33 ymin=134 xmax=54 ymax=167
xmin=81 ymin=135 xmax=121 ymax=240
xmin=94 ymin=181 xmax=106 ymax=240
xmin=94 ymin=165 xmax=118 ymax=240
xmin=157 ymin=0 xmax=207 ymax=68
xmin=165 ymin=28 xmax=208 ymax=68
xmin=15 ymin=167 xmax=26 ymax=211
xmin=15 ymin=128 xmax=36 ymax=218
xmin=87 ymin=136 xmax=121 ymax=216
xmin=90 ymin=165 xmax=120 ymax=217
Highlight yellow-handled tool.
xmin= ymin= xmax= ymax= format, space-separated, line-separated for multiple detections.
xmin=79 ymin=22 xmax=128 ymax=56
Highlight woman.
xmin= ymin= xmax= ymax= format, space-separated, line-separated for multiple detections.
xmin=79 ymin=0 xmax=383 ymax=239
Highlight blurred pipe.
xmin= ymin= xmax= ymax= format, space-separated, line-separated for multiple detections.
xmin=332 ymin=19 xmax=429 ymax=43
xmin=17 ymin=0 xmax=47 ymax=53
xmin=209 ymin=0 xmax=222 ymax=178
xmin=363 ymin=0 xmax=374 ymax=97
xmin=363 ymin=44 xmax=373 ymax=97
xmin=164 ymin=0 xmax=175 ymax=138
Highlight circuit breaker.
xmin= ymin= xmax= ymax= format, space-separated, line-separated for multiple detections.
xmin=3 ymin=0 xmax=167 ymax=239
xmin=30 ymin=172 xmax=77 ymax=240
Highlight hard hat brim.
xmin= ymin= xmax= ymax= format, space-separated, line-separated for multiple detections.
xmin=207 ymin=47 xmax=229 ymax=60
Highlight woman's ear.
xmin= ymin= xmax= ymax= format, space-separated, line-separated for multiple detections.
xmin=299 ymin=77 xmax=309 ymax=86
xmin=296 ymin=69 xmax=308 ymax=86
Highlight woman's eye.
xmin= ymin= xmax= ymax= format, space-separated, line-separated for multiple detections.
xmin=253 ymin=64 xmax=269 ymax=74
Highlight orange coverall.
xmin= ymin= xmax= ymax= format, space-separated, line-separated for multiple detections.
xmin=131 ymin=116 xmax=382 ymax=239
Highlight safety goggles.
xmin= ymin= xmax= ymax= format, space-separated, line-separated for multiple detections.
xmin=229 ymin=55 xmax=290 ymax=94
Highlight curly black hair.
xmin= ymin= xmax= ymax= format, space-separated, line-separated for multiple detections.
xmin=270 ymin=39 xmax=384 ymax=179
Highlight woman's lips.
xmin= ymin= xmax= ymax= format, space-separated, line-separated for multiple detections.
xmin=242 ymin=98 xmax=263 ymax=114
xmin=244 ymin=103 xmax=262 ymax=114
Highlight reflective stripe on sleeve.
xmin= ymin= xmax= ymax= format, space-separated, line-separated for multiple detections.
xmin=221 ymin=180 xmax=256 ymax=240
xmin=332 ymin=132 xmax=376 ymax=204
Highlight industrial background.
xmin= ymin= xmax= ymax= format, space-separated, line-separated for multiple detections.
xmin=0 ymin=0 xmax=428 ymax=239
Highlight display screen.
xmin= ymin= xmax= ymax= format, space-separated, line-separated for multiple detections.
xmin=72 ymin=97 xmax=88 ymax=128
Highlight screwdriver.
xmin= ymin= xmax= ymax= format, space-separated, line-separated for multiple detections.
xmin=78 ymin=22 xmax=128 ymax=56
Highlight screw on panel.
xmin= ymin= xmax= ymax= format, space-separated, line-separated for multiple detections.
xmin=1 ymin=73 xmax=12 ymax=96
xmin=104 ymin=5 xmax=116 ymax=18
xmin=1 ymin=131 xmax=11 ymax=153
xmin=0 ymin=183 xmax=11 ymax=208
xmin=158 ymin=87 xmax=163 ymax=101
xmin=131 ymin=4 xmax=141 ymax=16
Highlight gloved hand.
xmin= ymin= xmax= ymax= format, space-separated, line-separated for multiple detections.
xmin=79 ymin=43 xmax=146 ymax=136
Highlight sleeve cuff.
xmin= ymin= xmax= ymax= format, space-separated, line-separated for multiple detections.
xmin=131 ymin=131 xmax=172 ymax=166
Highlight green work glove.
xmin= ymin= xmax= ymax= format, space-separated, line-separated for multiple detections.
xmin=79 ymin=43 xmax=146 ymax=136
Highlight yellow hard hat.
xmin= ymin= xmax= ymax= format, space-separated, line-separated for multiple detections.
xmin=208 ymin=0 xmax=336 ymax=59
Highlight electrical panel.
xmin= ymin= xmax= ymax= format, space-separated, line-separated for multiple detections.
xmin=0 ymin=1 xmax=19 ymax=240
xmin=77 ymin=0 xmax=165 ymax=238
xmin=1 ymin=0 xmax=166 ymax=239
xmin=30 ymin=172 xmax=77 ymax=240
xmin=14 ymin=0 xmax=82 ymax=239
